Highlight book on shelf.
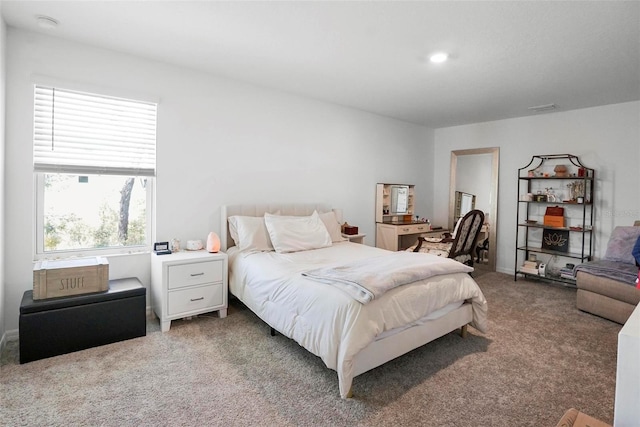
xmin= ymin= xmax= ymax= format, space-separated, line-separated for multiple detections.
xmin=520 ymin=260 xmax=539 ymax=275
xmin=559 ymin=267 xmax=576 ymax=280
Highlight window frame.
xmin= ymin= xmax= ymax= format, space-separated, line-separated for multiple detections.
xmin=34 ymin=173 xmax=154 ymax=260
xmin=31 ymin=79 xmax=158 ymax=260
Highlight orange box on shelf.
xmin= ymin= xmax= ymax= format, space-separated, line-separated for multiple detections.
xmin=543 ymin=215 xmax=565 ymax=228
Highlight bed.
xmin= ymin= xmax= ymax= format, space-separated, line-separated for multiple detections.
xmin=222 ymin=203 xmax=488 ymax=398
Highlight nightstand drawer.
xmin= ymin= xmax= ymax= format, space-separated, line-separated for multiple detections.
xmin=397 ymin=224 xmax=430 ymax=235
xmin=168 ymin=283 xmax=223 ymax=316
xmin=167 ymin=260 xmax=222 ymax=289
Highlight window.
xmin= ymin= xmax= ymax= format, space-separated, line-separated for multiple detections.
xmin=33 ymin=85 xmax=157 ymax=257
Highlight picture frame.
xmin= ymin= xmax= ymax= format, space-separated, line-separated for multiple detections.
xmin=542 ymin=228 xmax=569 ymax=253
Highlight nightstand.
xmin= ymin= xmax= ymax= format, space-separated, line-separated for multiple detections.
xmin=150 ymin=251 xmax=228 ymax=332
xmin=342 ymin=233 xmax=366 ymax=244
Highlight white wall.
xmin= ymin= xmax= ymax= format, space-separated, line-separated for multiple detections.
xmin=433 ymin=101 xmax=640 ymax=274
xmin=0 ymin=7 xmax=6 ymax=347
xmin=3 ymin=28 xmax=434 ymax=333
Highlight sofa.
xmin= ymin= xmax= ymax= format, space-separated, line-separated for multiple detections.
xmin=575 ymin=224 xmax=640 ymax=324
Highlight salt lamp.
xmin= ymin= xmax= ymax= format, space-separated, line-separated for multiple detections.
xmin=206 ymin=232 xmax=220 ymax=253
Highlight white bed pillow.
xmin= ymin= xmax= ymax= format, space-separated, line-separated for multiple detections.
xmin=264 ymin=211 xmax=332 ymax=253
xmin=227 ymin=215 xmax=274 ymax=252
xmin=318 ymin=211 xmax=348 ymax=242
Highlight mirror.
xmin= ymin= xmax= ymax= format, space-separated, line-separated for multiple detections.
xmin=449 ymin=148 xmax=499 ymax=271
xmin=454 ymin=191 xmax=476 ymax=222
xmin=390 ymin=185 xmax=409 ymax=215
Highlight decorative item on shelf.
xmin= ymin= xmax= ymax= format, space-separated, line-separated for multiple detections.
xmin=534 ymin=192 xmax=547 ymax=202
xmin=567 ymin=181 xmax=585 ymax=202
xmin=538 ymin=263 xmax=547 ymax=277
xmin=544 ymin=206 xmax=565 ymax=227
xmin=342 ymin=223 xmax=359 ymax=235
xmin=542 ymin=228 xmax=569 ymax=253
xmin=545 ymin=187 xmax=556 ymax=202
xmin=553 ymin=165 xmax=568 ymax=177
xmin=186 ymin=240 xmax=203 ymax=251
xmin=171 ymin=238 xmax=180 ymax=252
xmin=206 ymin=232 xmax=221 ymax=253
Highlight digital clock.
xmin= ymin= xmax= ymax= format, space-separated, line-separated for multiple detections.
xmin=153 ymin=242 xmax=172 ymax=255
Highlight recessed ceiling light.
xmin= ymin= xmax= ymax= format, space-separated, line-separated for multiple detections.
xmin=429 ymin=52 xmax=449 ymax=63
xmin=36 ymin=16 xmax=58 ymax=30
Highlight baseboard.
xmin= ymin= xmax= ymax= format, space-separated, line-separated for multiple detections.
xmin=1 ymin=328 xmax=19 ymax=354
xmin=496 ymin=266 xmax=513 ymax=275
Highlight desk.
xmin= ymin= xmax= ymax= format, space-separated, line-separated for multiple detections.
xmin=376 ymin=222 xmax=448 ymax=251
xmin=19 ymin=277 xmax=146 ymax=363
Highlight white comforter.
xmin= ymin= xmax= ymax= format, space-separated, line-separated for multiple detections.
xmin=228 ymin=242 xmax=487 ymax=398
xmin=302 ymin=251 xmax=474 ymax=303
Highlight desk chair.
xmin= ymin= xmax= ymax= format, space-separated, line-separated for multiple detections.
xmin=410 ymin=210 xmax=485 ymax=267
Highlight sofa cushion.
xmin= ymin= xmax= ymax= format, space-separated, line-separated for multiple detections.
xmin=576 ymin=289 xmax=637 ymax=325
xmin=604 ymin=226 xmax=640 ymax=265
xmin=576 ymin=271 xmax=640 ymax=305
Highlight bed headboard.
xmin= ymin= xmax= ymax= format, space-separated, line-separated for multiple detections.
xmin=221 ymin=203 xmax=333 ymax=251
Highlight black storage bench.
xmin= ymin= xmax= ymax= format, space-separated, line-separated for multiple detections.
xmin=19 ymin=277 xmax=146 ymax=364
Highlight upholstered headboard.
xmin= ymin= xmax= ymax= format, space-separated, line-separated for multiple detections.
xmin=220 ymin=203 xmax=333 ymax=251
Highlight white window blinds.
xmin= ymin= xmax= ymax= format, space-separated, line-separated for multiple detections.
xmin=34 ymin=85 xmax=157 ymax=176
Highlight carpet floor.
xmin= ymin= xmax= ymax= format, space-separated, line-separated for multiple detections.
xmin=0 ymin=272 xmax=621 ymax=426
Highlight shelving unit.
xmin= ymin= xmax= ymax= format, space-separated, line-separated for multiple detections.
xmin=514 ymin=154 xmax=594 ymax=287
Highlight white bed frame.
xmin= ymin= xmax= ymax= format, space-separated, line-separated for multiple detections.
xmin=221 ymin=203 xmax=473 ymax=397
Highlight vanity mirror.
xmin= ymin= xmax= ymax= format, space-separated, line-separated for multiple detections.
xmin=390 ymin=185 xmax=409 ymax=215
xmin=449 ymin=148 xmax=499 ymax=271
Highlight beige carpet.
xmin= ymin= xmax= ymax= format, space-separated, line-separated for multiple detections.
xmin=0 ymin=272 xmax=620 ymax=426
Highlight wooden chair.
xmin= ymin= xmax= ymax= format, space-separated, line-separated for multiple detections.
xmin=412 ymin=210 xmax=485 ymax=267
xmin=475 ymin=237 xmax=489 ymax=264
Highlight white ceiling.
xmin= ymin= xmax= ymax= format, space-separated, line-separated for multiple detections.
xmin=2 ymin=1 xmax=639 ymax=128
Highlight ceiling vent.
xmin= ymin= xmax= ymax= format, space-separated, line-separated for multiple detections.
xmin=528 ymin=103 xmax=557 ymax=113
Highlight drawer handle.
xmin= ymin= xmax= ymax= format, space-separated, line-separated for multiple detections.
xmin=190 ymin=297 xmax=204 ymax=302
xmin=417 ymin=227 xmax=425 ymax=230
xmin=402 ymin=228 xmax=410 ymax=232
xmin=190 ymin=272 xmax=205 ymax=277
